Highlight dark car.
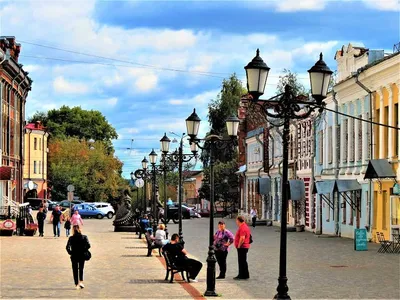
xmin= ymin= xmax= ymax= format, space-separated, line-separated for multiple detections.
xmin=199 ymin=209 xmax=210 ymax=217
xmin=58 ymin=199 xmax=84 ymax=211
xmin=25 ymin=198 xmax=44 ymax=210
xmin=46 ymin=200 xmax=59 ymax=210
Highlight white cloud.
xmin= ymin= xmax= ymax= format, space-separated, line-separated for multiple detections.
xmin=128 ymin=128 xmax=140 ymax=134
xmin=134 ymin=73 xmax=158 ymax=92
xmin=23 ymin=64 xmax=41 ymax=73
xmin=107 ymin=97 xmax=118 ymax=106
xmin=53 ymin=76 xmax=88 ymax=94
xmin=361 ymin=0 xmax=399 ymax=11
xmin=169 ymin=99 xmax=184 ymax=105
xmin=276 ymin=0 xmax=326 ymax=12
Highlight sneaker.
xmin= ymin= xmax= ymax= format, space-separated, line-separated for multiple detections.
xmin=190 ymin=279 xmax=198 ymax=283
xmin=79 ymin=283 xmax=85 ymax=289
xmin=216 ymin=275 xmax=225 ymax=279
xmin=75 ymin=285 xmax=80 ymax=290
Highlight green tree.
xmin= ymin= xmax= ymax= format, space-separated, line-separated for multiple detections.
xmin=276 ymin=69 xmax=307 ymax=96
xmin=48 ymin=138 xmax=127 ymax=202
xmin=29 ymin=106 xmax=118 ymax=152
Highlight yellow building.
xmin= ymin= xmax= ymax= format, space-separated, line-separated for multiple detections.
xmin=363 ymin=51 xmax=400 ymax=242
xmin=23 ymin=121 xmax=49 ymax=200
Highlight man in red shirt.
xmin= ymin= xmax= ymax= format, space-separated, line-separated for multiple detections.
xmin=234 ymin=215 xmax=251 ymax=280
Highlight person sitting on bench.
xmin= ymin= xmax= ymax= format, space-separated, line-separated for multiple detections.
xmin=139 ymin=215 xmax=150 ymax=239
xmin=162 ymin=233 xmax=203 ymax=282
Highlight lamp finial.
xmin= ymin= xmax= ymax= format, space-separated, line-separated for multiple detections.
xmin=256 ymin=48 xmax=260 ymax=56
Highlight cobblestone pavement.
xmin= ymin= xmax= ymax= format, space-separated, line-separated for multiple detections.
xmin=1 ymin=215 xmax=399 ymax=300
xmin=166 ymin=217 xmax=400 ymax=300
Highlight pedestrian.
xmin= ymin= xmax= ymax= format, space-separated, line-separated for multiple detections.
xmin=70 ymin=210 xmax=84 ymax=226
xmin=162 ymin=233 xmax=202 ymax=282
xmin=250 ymin=207 xmax=257 ymax=228
xmin=213 ymin=220 xmax=234 ymax=279
xmin=234 ymin=215 xmax=251 ymax=280
xmin=50 ymin=205 xmax=63 ymax=237
xmin=139 ymin=214 xmax=150 ymax=239
xmin=42 ymin=199 xmax=48 ymax=214
xmin=65 ymin=216 xmax=71 ymax=237
xmin=36 ymin=207 xmax=47 ymax=237
xmin=66 ymin=225 xmax=91 ymax=290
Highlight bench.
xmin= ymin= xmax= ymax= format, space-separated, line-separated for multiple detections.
xmin=162 ymin=251 xmax=189 ymax=283
xmin=145 ymin=233 xmax=162 ymax=257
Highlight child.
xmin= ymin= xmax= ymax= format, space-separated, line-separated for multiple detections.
xmin=64 ymin=216 xmax=71 ymax=237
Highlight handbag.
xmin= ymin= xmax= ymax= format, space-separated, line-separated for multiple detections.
xmin=84 ymin=250 xmax=91 ymax=261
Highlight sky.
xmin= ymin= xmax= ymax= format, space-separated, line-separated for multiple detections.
xmin=0 ymin=0 xmax=398 ymax=179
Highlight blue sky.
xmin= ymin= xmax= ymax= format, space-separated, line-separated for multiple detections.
xmin=0 ymin=0 xmax=398 ymax=178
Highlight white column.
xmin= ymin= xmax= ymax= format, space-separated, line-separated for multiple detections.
xmin=377 ymin=88 xmax=385 ymax=159
xmin=354 ymin=106 xmax=360 ymax=174
xmin=346 ymin=105 xmax=353 ymax=174
xmin=340 ymin=108 xmax=346 ymax=174
xmin=361 ymin=109 xmax=369 ymax=173
xmin=333 ymin=112 xmax=338 ymax=169
xmin=387 ymin=84 xmax=394 ymax=160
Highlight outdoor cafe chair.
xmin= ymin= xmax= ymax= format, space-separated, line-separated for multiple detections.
xmin=377 ymin=232 xmax=393 ymax=253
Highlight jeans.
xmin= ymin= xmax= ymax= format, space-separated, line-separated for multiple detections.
xmin=177 ymin=258 xmax=203 ymax=280
xmin=237 ymin=248 xmax=249 ymax=279
xmin=215 ymin=250 xmax=228 ymax=277
xmin=53 ymin=222 xmax=60 ymax=237
xmin=71 ymin=259 xmax=85 ymax=285
xmin=38 ymin=222 xmax=44 ymax=236
xmin=66 ymin=229 xmax=70 ymax=236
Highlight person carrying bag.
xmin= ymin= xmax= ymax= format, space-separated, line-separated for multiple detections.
xmin=66 ymin=225 xmax=91 ymax=289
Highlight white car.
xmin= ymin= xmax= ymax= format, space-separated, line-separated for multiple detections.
xmin=92 ymin=202 xmax=114 ymax=219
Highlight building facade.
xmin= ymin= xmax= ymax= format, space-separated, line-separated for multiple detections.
xmin=0 ymin=36 xmax=32 ymax=210
xmin=23 ymin=121 xmax=49 ymax=200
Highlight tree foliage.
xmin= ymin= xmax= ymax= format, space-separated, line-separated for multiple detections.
xmin=276 ymin=69 xmax=307 ymax=96
xmin=48 ymin=138 xmax=128 ymax=202
xmin=29 ymin=106 xmax=118 ymax=152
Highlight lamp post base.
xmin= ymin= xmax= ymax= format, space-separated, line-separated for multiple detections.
xmin=204 ymin=246 xmax=218 ymax=297
xmin=273 ymin=294 xmax=291 ymax=300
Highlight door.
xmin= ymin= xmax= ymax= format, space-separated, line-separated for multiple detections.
xmin=390 ymin=196 xmax=400 ymax=241
xmin=355 ymin=191 xmax=361 ymax=229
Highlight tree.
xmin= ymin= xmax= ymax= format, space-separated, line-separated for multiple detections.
xmin=276 ymin=69 xmax=307 ymax=96
xmin=29 ymin=106 xmax=118 ymax=152
xmin=48 ymin=138 xmax=127 ymax=202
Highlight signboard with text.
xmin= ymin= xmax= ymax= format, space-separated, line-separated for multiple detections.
xmin=354 ymin=229 xmax=368 ymax=251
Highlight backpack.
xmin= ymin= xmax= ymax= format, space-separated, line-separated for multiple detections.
xmin=249 ymin=234 xmax=253 ymax=244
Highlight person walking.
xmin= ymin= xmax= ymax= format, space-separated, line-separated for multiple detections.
xmin=250 ymin=207 xmax=257 ymax=228
xmin=162 ymin=233 xmax=203 ymax=282
xmin=213 ymin=220 xmax=234 ymax=279
xmin=65 ymin=216 xmax=71 ymax=237
xmin=70 ymin=210 xmax=84 ymax=226
xmin=66 ymin=225 xmax=91 ymax=290
xmin=36 ymin=207 xmax=47 ymax=237
xmin=50 ymin=205 xmax=63 ymax=237
xmin=234 ymin=216 xmax=251 ymax=280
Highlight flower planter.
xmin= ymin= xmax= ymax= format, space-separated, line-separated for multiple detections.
xmin=0 ymin=229 xmax=14 ymax=236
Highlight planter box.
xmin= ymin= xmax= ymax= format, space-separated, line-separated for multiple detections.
xmin=0 ymin=229 xmax=13 ymax=236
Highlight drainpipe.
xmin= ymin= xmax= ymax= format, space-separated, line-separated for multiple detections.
xmin=355 ymin=73 xmax=373 ymax=233
xmin=310 ymin=117 xmax=316 ymax=232
xmin=333 ymin=90 xmax=340 ymax=236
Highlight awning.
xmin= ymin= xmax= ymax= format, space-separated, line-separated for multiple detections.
xmin=258 ymin=178 xmax=271 ymax=195
xmin=336 ymin=179 xmax=361 ymax=192
xmin=288 ymin=180 xmax=305 ymax=201
xmin=236 ymin=165 xmax=247 ymax=174
xmin=23 ymin=181 xmax=38 ymax=190
xmin=314 ymin=180 xmax=336 ymax=195
xmin=364 ymin=159 xmax=396 ymax=179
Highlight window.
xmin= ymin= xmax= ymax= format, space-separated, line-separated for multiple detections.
xmin=39 ymin=161 xmax=41 ymax=174
xmin=342 ymin=197 xmax=346 ymax=224
xmin=337 ymin=124 xmax=340 ymax=161
xmin=34 ymin=137 xmax=37 ymax=150
xmin=34 ymin=161 xmax=37 ymax=174
xmin=391 ymin=196 xmax=400 ymax=226
xmin=350 ymin=118 xmax=355 ymax=162
xmin=328 ymin=127 xmax=333 ymax=163
xmin=325 ymin=194 xmax=330 ymax=222
xmin=39 ymin=138 xmax=41 ymax=150
xmin=349 ymin=192 xmax=354 ymax=225
xmin=395 ymin=104 xmax=399 ymax=157
xmin=318 ymin=130 xmax=323 ymax=165
xmin=373 ymin=191 xmax=378 ymax=229
xmin=343 ymin=119 xmax=348 ymax=162
xmin=358 ymin=116 xmax=362 ymax=161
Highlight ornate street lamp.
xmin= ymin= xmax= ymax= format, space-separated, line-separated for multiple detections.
xmin=186 ymin=110 xmax=239 ymax=297
xmin=141 ymin=157 xmax=148 ymax=213
xmin=245 ymin=49 xmax=332 ymax=300
xmin=160 ymin=132 xmax=197 ymax=243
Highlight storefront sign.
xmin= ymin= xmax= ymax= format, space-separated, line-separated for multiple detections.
xmin=0 ymin=219 xmax=16 ymax=230
xmin=354 ymin=228 xmax=368 ymax=251
xmin=0 ymin=166 xmax=14 ymax=180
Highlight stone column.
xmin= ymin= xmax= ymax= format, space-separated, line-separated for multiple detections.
xmin=387 ymin=84 xmax=394 ymax=160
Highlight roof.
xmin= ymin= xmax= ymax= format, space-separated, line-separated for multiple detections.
xmin=182 ymin=170 xmax=203 ymax=178
xmin=25 ymin=122 xmax=46 ymax=131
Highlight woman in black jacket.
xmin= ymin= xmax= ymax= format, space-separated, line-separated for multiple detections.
xmin=66 ymin=225 xmax=91 ymax=289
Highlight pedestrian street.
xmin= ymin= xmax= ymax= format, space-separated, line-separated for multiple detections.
xmin=1 ymin=216 xmax=399 ymax=299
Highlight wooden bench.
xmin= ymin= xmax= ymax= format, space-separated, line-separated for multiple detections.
xmin=162 ymin=251 xmax=189 ymax=283
xmin=145 ymin=233 xmax=162 ymax=257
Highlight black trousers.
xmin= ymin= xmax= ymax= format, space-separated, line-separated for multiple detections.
xmin=237 ymin=248 xmax=249 ymax=279
xmin=38 ymin=222 xmax=44 ymax=236
xmin=71 ymin=259 xmax=85 ymax=285
xmin=215 ymin=250 xmax=228 ymax=277
xmin=178 ymin=258 xmax=203 ymax=280
xmin=252 ymin=216 xmax=257 ymax=228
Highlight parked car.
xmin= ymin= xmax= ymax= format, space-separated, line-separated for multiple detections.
xmin=92 ymin=202 xmax=114 ymax=219
xmin=47 ymin=200 xmax=59 ymax=210
xmin=58 ymin=199 xmax=84 ymax=211
xmin=199 ymin=209 xmax=210 ymax=217
xmin=72 ymin=203 xmax=106 ymax=219
xmin=25 ymin=198 xmax=44 ymax=210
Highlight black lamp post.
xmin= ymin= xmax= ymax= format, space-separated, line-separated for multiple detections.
xmin=160 ymin=132 xmax=197 ymax=243
xmin=141 ymin=157 xmax=148 ymax=215
xmin=185 ymin=109 xmax=239 ymax=297
xmin=244 ymin=49 xmax=332 ymax=300
xmin=130 ymin=172 xmax=140 ymax=212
